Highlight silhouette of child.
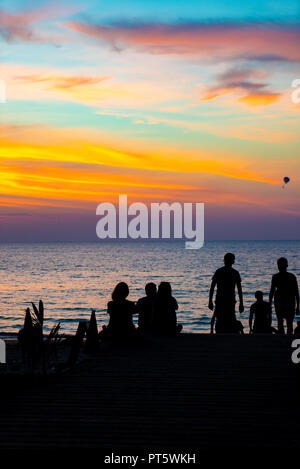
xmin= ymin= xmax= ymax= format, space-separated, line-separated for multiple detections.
xmin=269 ymin=257 xmax=299 ymax=334
xmin=105 ymin=282 xmax=139 ymax=343
xmin=152 ymin=282 xmax=182 ymax=336
xmin=249 ymin=291 xmax=272 ymax=334
xmin=136 ymin=282 xmax=157 ymax=333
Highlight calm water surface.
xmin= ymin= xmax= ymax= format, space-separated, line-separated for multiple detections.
xmin=0 ymin=241 xmax=299 ymax=334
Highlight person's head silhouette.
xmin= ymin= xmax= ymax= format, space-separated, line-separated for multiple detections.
xmin=145 ymin=282 xmax=156 ymax=297
xmin=277 ymin=257 xmax=288 ymax=272
xmin=158 ymin=282 xmax=172 ymax=297
xmin=255 ymin=290 xmax=264 ymax=302
xmin=224 ymin=252 xmax=235 ymax=267
xmin=112 ymin=282 xmax=129 ymax=301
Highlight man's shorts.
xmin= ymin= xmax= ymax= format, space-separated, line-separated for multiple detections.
xmin=275 ymin=302 xmax=295 ymax=320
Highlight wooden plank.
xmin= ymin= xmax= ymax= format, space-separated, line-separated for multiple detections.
xmin=0 ymin=334 xmax=299 ymax=449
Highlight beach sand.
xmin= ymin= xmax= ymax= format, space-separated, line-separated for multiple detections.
xmin=0 ymin=334 xmax=299 ymax=449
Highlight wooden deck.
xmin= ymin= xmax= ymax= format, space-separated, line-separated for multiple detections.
xmin=0 ymin=334 xmax=299 ymax=449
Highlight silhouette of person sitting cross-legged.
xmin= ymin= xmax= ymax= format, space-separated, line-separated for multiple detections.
xmin=249 ymin=291 xmax=272 ymax=334
xmin=136 ymin=282 xmax=157 ymax=334
xmin=152 ymin=282 xmax=182 ymax=336
xmin=269 ymin=257 xmax=299 ymax=334
xmin=209 ymin=253 xmax=244 ymax=333
xmin=104 ymin=282 xmax=140 ymax=344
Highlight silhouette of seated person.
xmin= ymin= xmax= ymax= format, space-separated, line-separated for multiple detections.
xmin=269 ymin=257 xmax=299 ymax=334
xmin=136 ymin=282 xmax=157 ymax=334
xmin=209 ymin=252 xmax=244 ymax=333
xmin=249 ymin=291 xmax=272 ymax=334
xmin=152 ymin=282 xmax=182 ymax=336
xmin=104 ymin=282 xmax=139 ymax=344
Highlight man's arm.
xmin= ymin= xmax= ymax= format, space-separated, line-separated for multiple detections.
xmin=210 ymin=313 xmax=215 ymax=334
xmin=237 ymin=278 xmax=244 ymax=313
xmin=249 ymin=306 xmax=253 ymax=332
xmin=269 ymin=276 xmax=275 ymax=304
xmin=209 ymin=278 xmax=216 ymax=311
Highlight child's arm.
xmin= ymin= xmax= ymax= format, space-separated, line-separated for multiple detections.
xmin=237 ymin=277 xmax=244 ymax=313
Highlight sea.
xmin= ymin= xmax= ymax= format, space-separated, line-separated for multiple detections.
xmin=0 ymin=240 xmax=299 ymax=335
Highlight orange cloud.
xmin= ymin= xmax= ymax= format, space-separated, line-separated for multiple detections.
xmin=5 ymin=63 xmax=184 ymax=107
xmin=1 ymin=124 xmax=299 ymax=222
xmin=238 ymin=94 xmax=281 ymax=106
xmin=15 ymin=73 xmax=112 ymax=93
xmin=0 ymin=125 xmax=279 ymax=186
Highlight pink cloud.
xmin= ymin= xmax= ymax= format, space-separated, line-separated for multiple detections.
xmin=62 ymin=21 xmax=300 ymax=61
xmin=0 ymin=5 xmax=73 ymax=43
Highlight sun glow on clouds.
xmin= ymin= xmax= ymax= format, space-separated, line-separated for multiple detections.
xmin=0 ymin=1 xmax=299 ymax=239
xmin=0 ymin=122 xmax=290 ymax=216
xmin=1 ymin=130 xmax=275 ymax=182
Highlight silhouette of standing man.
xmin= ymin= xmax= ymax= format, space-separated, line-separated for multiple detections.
xmin=269 ymin=257 xmax=299 ymax=334
xmin=209 ymin=253 xmax=244 ymax=333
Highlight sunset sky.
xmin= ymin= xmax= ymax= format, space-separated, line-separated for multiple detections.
xmin=0 ymin=0 xmax=299 ymax=241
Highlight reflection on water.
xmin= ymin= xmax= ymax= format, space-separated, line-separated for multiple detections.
xmin=0 ymin=241 xmax=299 ymax=334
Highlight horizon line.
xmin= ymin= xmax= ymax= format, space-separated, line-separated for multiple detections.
xmin=0 ymin=239 xmax=299 ymax=244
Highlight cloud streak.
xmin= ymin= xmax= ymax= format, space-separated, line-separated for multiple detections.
xmin=62 ymin=20 xmax=300 ymax=62
xmin=15 ymin=74 xmax=112 ymax=90
xmin=0 ymin=5 xmax=73 ymax=43
xmin=200 ymin=67 xmax=281 ymax=106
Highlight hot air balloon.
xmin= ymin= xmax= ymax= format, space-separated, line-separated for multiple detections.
xmin=282 ymin=176 xmax=290 ymax=189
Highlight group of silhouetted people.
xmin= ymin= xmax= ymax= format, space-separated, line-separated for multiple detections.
xmin=209 ymin=253 xmax=299 ymax=334
xmin=101 ymin=281 xmax=182 ymax=344
xmin=101 ymin=253 xmax=299 ymax=344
